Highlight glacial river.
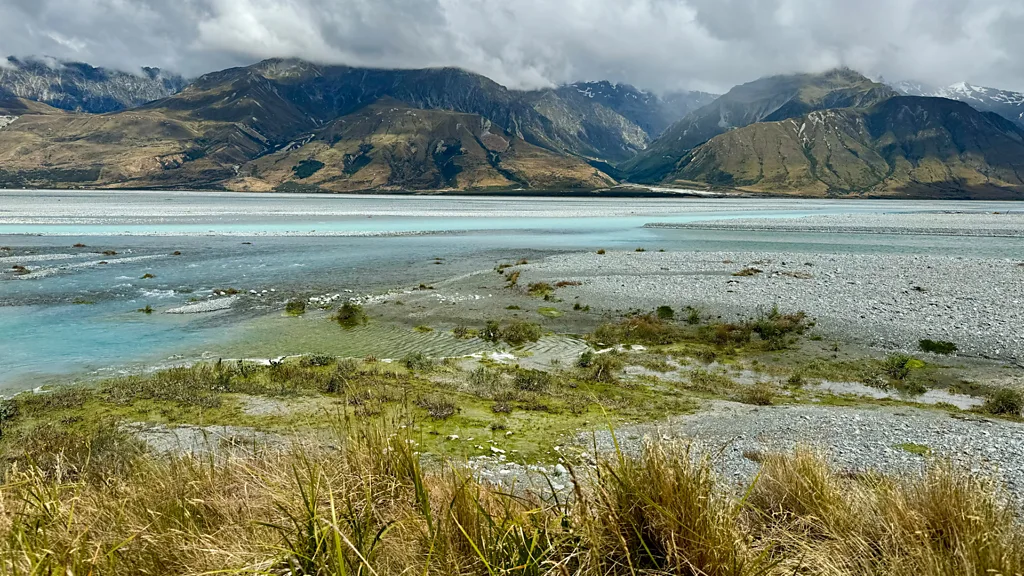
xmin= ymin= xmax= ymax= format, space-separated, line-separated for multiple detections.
xmin=2 ymin=190 xmax=1021 ymax=392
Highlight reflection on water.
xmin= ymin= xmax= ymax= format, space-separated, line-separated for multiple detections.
xmin=2 ymin=191 xmax=1023 ymax=392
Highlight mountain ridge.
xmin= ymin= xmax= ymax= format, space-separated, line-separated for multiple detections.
xmin=668 ymin=96 xmax=1024 ymax=198
xmin=624 ymin=68 xmax=899 ymax=182
xmin=0 ymin=56 xmax=187 ymax=113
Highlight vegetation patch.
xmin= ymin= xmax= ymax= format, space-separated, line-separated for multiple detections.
xmin=537 ymin=307 xmax=563 ymax=318
xmin=333 ymin=302 xmax=368 ymax=328
xmin=895 ymin=442 xmax=931 ymax=456
xmin=480 ymin=319 xmax=543 ymax=346
xmin=736 ymin=382 xmax=777 ymax=406
xmin=983 ymin=388 xmax=1024 ymax=417
xmin=292 ymin=158 xmax=325 ymax=179
xmin=733 ymin=267 xmax=763 ymax=277
xmin=285 ymin=299 xmax=307 ymax=316
xmin=526 ymin=282 xmax=554 ymax=297
xmin=919 ymin=339 xmax=958 ymax=355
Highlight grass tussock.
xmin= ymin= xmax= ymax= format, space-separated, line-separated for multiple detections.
xmin=592 ymin=306 xmax=809 ymax=352
xmin=1 ymin=427 xmax=1020 ymax=576
xmin=333 ymin=302 xmax=369 ymax=328
xmin=480 ymin=319 xmax=543 ymax=347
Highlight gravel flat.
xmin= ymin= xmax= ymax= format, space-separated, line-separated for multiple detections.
xmin=647 ymin=211 xmax=1024 ymax=237
xmin=521 ymin=251 xmax=1024 ymax=361
xmin=582 ymin=401 xmax=1024 ymax=491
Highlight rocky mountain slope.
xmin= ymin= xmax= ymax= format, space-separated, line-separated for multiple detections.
xmin=229 ymin=98 xmax=614 ymax=192
xmin=0 ymin=58 xmax=704 ymax=191
xmin=624 ymin=69 xmax=898 ymax=182
xmin=890 ymin=80 xmax=1024 ymax=128
xmin=669 ymin=96 xmax=1024 ymax=198
xmin=0 ymin=57 xmax=187 ymax=113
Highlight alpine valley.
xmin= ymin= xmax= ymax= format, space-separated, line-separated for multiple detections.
xmin=1 ymin=57 xmax=1022 ymax=198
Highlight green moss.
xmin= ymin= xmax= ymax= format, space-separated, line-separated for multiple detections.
xmin=895 ymin=442 xmax=931 ymax=456
xmin=538 ymin=307 xmax=563 ymax=318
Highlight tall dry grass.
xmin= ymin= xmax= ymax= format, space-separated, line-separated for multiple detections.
xmin=1 ymin=424 xmax=1021 ymax=576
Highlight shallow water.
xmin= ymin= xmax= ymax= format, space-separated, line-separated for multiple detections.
xmin=2 ymin=190 xmax=1022 ymax=393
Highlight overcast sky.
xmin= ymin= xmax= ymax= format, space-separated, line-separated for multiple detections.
xmin=2 ymin=0 xmax=1023 ymax=94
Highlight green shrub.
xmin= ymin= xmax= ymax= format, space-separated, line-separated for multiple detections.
xmin=402 ymin=353 xmax=436 ymax=372
xmin=514 ymin=369 xmax=553 ymax=392
xmin=581 ymin=353 xmax=623 ymax=383
xmin=684 ymin=306 xmax=702 ymax=325
xmin=919 ymin=339 xmax=958 ymax=355
xmin=527 ymin=282 xmax=553 ymax=297
xmin=656 ymin=305 xmax=675 ymax=320
xmin=737 ymin=382 xmax=776 ymax=406
xmin=883 ymin=354 xmax=914 ymax=380
xmin=750 ymin=307 xmax=808 ymax=350
xmin=593 ymin=314 xmax=681 ymax=345
xmin=333 ymin=302 xmax=368 ymax=328
xmin=415 ymin=396 xmax=458 ymax=420
xmin=300 ymin=354 xmax=335 ymax=367
xmin=697 ymin=323 xmax=752 ymax=347
xmin=983 ymin=388 xmax=1024 ymax=416
xmin=482 ymin=319 xmax=543 ymax=346
xmin=285 ymin=299 xmax=306 ymax=316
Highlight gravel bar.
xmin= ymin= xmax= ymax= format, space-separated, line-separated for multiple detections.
xmin=521 ymin=251 xmax=1024 ymax=361
xmin=583 ymin=401 xmax=1024 ymax=492
xmin=646 ymin=212 xmax=1024 ymax=237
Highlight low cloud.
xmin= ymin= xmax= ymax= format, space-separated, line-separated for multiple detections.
xmin=1 ymin=0 xmax=1022 ymax=93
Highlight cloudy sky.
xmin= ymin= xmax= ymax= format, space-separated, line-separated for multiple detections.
xmin=2 ymin=0 xmax=1023 ymax=93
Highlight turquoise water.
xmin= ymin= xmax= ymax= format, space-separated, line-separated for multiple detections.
xmin=2 ymin=191 xmax=1022 ymax=393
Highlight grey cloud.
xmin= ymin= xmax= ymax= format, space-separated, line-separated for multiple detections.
xmin=1 ymin=0 xmax=1023 ymax=93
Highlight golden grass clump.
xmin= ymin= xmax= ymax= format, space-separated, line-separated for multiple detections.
xmin=1 ymin=424 xmax=1022 ymax=576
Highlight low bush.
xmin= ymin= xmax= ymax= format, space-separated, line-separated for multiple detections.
xmin=334 ymin=302 xmax=368 ymax=328
xmin=883 ymin=354 xmax=914 ymax=381
xmin=749 ymin=307 xmax=808 ymax=350
xmin=656 ymin=305 xmax=675 ymax=320
xmin=415 ymin=396 xmax=458 ymax=420
xmin=481 ymin=319 xmax=543 ymax=346
xmin=580 ymin=352 xmax=623 ymax=382
xmin=919 ymin=339 xmax=958 ymax=355
xmin=300 ymin=354 xmax=335 ymax=367
xmin=514 ymin=369 xmax=553 ymax=392
xmin=686 ymin=369 xmax=738 ymax=395
xmin=983 ymin=387 xmax=1024 ymax=416
xmin=592 ymin=314 xmax=682 ymax=345
xmin=527 ymin=282 xmax=553 ymax=297
xmin=736 ymin=382 xmax=776 ymax=406
xmin=285 ymin=299 xmax=306 ymax=316
xmin=402 ymin=353 xmax=436 ymax=372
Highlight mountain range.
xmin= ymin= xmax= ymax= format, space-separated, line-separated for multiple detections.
xmin=0 ymin=57 xmax=1022 ymax=198
xmin=889 ymin=80 xmax=1024 ymax=129
xmin=0 ymin=57 xmax=187 ymax=113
